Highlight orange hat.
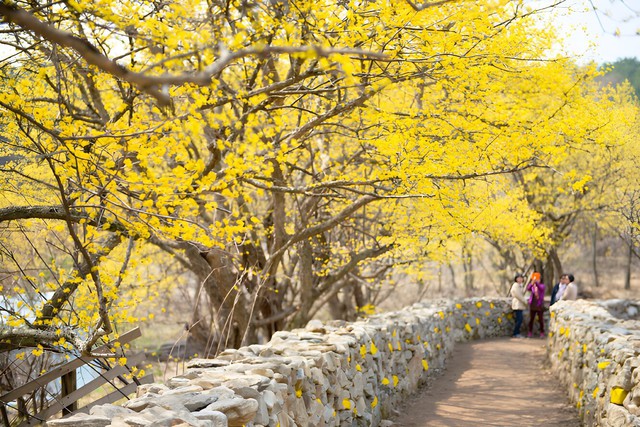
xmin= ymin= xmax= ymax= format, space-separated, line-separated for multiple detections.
xmin=531 ymin=272 xmax=541 ymax=281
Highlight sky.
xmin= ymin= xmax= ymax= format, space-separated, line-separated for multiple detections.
xmin=546 ymin=0 xmax=640 ymax=64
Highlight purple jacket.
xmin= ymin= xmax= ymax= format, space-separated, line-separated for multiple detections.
xmin=526 ymin=282 xmax=546 ymax=308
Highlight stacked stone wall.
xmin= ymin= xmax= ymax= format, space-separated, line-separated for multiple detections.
xmin=548 ymin=299 xmax=640 ymax=427
xmin=48 ymin=298 xmax=513 ymax=427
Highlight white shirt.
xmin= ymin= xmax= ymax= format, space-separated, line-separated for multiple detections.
xmin=556 ymin=283 xmax=567 ymax=301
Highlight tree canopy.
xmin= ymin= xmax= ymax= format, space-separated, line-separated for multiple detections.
xmin=0 ymin=0 xmax=638 ymax=358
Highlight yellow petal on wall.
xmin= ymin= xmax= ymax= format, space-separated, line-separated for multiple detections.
xmin=610 ymin=387 xmax=628 ymax=405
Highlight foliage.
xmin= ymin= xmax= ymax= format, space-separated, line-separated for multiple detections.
xmin=0 ymin=0 xmax=638 ymax=360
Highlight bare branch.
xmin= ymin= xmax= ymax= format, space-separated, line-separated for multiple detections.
xmin=316 ymin=244 xmax=394 ymax=295
xmin=265 ymin=194 xmax=379 ymax=275
xmin=405 ymin=0 xmax=460 ymax=11
xmin=241 ymin=177 xmax=386 ymax=195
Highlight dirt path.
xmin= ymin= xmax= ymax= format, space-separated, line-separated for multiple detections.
xmin=391 ymin=337 xmax=581 ymax=427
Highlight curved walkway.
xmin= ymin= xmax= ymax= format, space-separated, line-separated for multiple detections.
xmin=392 ymin=337 xmax=581 ymax=426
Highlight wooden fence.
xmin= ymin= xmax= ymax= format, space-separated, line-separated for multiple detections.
xmin=0 ymin=328 xmax=153 ymax=426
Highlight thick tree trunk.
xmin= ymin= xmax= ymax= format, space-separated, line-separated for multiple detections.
xmin=181 ymin=246 xmax=254 ymax=354
xmin=289 ymin=240 xmax=315 ymax=328
xmin=327 ymin=291 xmax=348 ymax=320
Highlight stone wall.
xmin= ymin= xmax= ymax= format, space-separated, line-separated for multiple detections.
xmin=547 ymin=299 xmax=640 ymax=427
xmin=48 ymin=298 xmax=513 ymax=427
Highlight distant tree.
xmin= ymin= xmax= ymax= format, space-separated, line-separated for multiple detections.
xmin=599 ymin=58 xmax=640 ymax=99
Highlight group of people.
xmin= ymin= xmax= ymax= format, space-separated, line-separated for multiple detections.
xmin=509 ymin=271 xmax=578 ymax=338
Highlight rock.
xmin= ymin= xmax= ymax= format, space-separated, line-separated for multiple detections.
xmin=136 ymin=405 xmax=210 ymax=427
xmin=89 ymin=403 xmax=135 ymax=418
xmin=136 ymin=383 xmax=169 ymax=397
xmin=192 ymin=410 xmax=228 ymax=426
xmin=204 ymin=397 xmax=259 ymax=426
xmin=305 ymin=319 xmax=325 ymax=333
xmin=187 ymin=359 xmax=231 ymax=369
xmin=45 ymin=413 xmax=110 ymax=427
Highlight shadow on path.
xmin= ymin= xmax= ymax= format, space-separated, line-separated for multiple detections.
xmin=392 ymin=337 xmax=580 ymax=427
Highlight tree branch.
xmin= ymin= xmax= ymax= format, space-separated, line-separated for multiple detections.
xmin=39 ymin=233 xmax=122 ymax=323
xmin=263 ymin=195 xmax=379 ymax=277
xmin=0 ymin=205 xmax=129 ymax=234
xmin=405 ymin=0 xmax=460 ymax=11
xmin=0 ymin=325 xmax=82 ymax=352
xmin=0 ymin=2 xmax=387 ymax=106
xmin=316 ymin=244 xmax=394 ymax=296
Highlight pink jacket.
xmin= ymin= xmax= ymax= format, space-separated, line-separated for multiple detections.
xmin=526 ymin=282 xmax=546 ymax=309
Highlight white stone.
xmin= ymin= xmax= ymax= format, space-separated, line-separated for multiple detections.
xmin=192 ymin=410 xmax=228 ymax=427
xmin=45 ymin=413 xmax=110 ymax=427
xmin=204 ymin=397 xmax=259 ymax=426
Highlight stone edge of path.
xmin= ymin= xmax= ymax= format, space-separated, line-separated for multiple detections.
xmin=46 ymin=298 xmax=513 ymax=427
xmin=548 ymin=299 xmax=640 ymax=427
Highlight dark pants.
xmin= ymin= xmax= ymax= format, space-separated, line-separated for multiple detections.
xmin=529 ymin=308 xmax=545 ymax=334
xmin=513 ymin=310 xmax=523 ymax=336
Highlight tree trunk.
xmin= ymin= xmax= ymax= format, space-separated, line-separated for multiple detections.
xmin=463 ymin=246 xmax=474 ymax=294
xmin=549 ymin=248 xmax=563 ymax=287
xmin=183 ymin=246 xmax=254 ymax=354
xmin=289 ymin=240 xmax=315 ymax=328
xmin=625 ymin=239 xmax=632 ymax=290
xmin=327 ymin=289 xmax=348 ymax=320
xmin=592 ymin=223 xmax=600 ymax=287
xmin=448 ymin=262 xmax=457 ymax=290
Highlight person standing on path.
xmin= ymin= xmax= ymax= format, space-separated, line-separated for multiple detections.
xmin=509 ymin=273 xmax=527 ymax=338
xmin=526 ymin=272 xmax=546 ymax=338
xmin=561 ymin=273 xmax=578 ymax=301
xmin=550 ymin=273 xmax=570 ymax=305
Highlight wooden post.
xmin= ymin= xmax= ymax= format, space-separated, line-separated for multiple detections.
xmin=60 ymin=369 xmax=77 ymax=415
xmin=1 ymin=403 xmax=10 ymax=426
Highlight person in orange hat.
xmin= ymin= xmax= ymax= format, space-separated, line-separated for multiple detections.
xmin=525 ymin=272 xmax=546 ymax=338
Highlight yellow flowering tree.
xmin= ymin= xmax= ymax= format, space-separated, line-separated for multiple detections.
xmin=0 ymin=0 xmax=636 ymax=357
